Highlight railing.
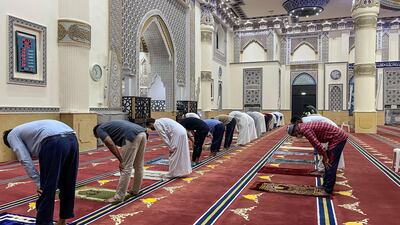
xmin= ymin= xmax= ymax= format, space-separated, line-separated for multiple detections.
xmin=122 ymin=96 xmax=151 ymax=126
xmin=176 ymin=100 xmax=198 ymax=121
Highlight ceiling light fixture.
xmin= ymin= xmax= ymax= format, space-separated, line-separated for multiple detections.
xmin=283 ymin=0 xmax=329 ymax=18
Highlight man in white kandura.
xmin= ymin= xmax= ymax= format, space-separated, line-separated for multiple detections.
xmin=247 ymin=112 xmax=266 ymax=137
xmin=229 ymin=111 xmax=257 ymax=145
xmin=291 ymin=115 xmax=345 ymax=171
xmin=185 ymin=112 xmax=201 ymax=119
xmin=146 ymin=118 xmax=192 ymax=178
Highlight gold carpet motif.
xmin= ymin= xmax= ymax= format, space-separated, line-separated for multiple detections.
xmin=230 ymin=206 xmax=257 ymax=221
xmin=109 ymin=211 xmax=143 ymax=225
xmin=195 ymin=170 xmax=210 ymax=175
xmin=343 ymin=218 xmax=369 ymax=225
xmin=163 ymin=185 xmax=184 ymax=194
xmin=6 ymin=181 xmax=32 ymax=189
xmin=338 ymin=202 xmax=366 ymax=215
xmin=243 ymin=193 xmax=263 ymax=203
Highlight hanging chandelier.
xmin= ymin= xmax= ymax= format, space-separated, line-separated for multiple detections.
xmin=282 ymin=0 xmax=330 ymax=18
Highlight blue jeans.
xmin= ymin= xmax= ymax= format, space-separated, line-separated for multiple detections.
xmin=36 ymin=133 xmax=79 ymax=225
xmin=323 ymin=140 xmax=347 ymax=194
xmin=210 ymin=123 xmax=225 ymax=152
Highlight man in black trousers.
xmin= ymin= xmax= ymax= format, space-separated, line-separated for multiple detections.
xmin=179 ymin=117 xmax=209 ymax=165
xmin=215 ymin=114 xmax=237 ymax=150
xmin=3 ymin=120 xmax=79 ymax=225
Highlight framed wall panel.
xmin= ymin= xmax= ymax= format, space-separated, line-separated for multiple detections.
xmin=8 ymin=15 xmax=47 ymax=86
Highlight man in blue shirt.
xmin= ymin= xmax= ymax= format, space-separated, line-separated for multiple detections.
xmin=3 ymin=120 xmax=79 ymax=225
xmin=93 ymin=120 xmax=146 ymax=203
xmin=203 ymin=119 xmax=225 ymax=157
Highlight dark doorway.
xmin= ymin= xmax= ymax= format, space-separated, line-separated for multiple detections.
xmin=292 ymin=85 xmax=317 ymax=117
xmin=291 ymin=73 xmax=317 ymax=118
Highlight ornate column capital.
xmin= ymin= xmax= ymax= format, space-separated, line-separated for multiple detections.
xmin=354 ymin=63 xmax=376 ymax=77
xmin=58 ymin=19 xmax=91 ymax=48
xmin=201 ymin=31 xmax=213 ymax=42
xmin=201 ymin=71 xmax=212 ymax=81
xmin=352 ymin=0 xmax=380 ymax=12
xmin=354 ymin=16 xmax=377 ymax=29
xmin=200 ymin=1 xmax=215 ymax=26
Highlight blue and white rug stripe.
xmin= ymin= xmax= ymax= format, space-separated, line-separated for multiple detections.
xmin=193 ymin=136 xmax=288 ymax=225
xmin=348 ymin=138 xmax=400 ymax=187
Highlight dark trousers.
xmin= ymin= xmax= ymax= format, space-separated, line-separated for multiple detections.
xmin=323 ymin=140 xmax=347 ymax=194
xmin=210 ymin=123 xmax=225 ymax=152
xmin=36 ymin=133 xmax=79 ymax=225
xmin=224 ymin=118 xmax=236 ymax=149
xmin=193 ymin=130 xmax=208 ymax=162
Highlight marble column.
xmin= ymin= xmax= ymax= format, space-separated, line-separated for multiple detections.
xmin=58 ymin=0 xmax=97 ymax=151
xmin=58 ymin=0 xmax=91 ymax=112
xmin=199 ymin=3 xmax=214 ymax=111
xmin=351 ymin=0 xmax=380 ymax=133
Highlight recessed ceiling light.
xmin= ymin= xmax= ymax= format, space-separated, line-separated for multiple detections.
xmin=301 ymin=92 xmax=307 ymax=96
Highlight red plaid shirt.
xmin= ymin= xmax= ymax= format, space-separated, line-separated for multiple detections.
xmin=298 ymin=122 xmax=348 ymax=155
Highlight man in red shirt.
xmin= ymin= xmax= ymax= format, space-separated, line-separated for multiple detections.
xmin=287 ymin=122 xmax=348 ymax=195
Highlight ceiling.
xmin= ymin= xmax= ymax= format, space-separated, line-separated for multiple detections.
xmin=229 ymin=0 xmax=400 ymax=22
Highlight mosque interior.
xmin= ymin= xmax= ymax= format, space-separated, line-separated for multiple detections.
xmin=0 ymin=0 xmax=400 ymax=224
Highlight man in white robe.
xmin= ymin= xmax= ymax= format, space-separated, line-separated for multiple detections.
xmin=229 ymin=111 xmax=251 ymax=145
xmin=146 ymin=118 xmax=192 ymax=178
xmin=253 ymin=112 xmax=267 ymax=134
xmin=185 ymin=112 xmax=200 ymax=119
xmin=242 ymin=112 xmax=258 ymax=141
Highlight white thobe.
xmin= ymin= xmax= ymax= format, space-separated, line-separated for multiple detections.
xmin=242 ymin=113 xmax=258 ymax=141
xmin=185 ymin=113 xmax=200 ymax=119
xmin=247 ymin=112 xmax=266 ymax=137
xmin=154 ymin=118 xmax=192 ymax=177
xmin=253 ymin=112 xmax=267 ymax=134
xmin=302 ymin=115 xmax=345 ymax=169
xmin=229 ymin=111 xmax=250 ymax=145
xmin=268 ymin=113 xmax=277 ymax=129
xmin=272 ymin=112 xmax=281 ymax=127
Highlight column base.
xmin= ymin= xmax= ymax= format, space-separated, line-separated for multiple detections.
xmin=353 ymin=112 xmax=377 ymax=133
xmin=60 ymin=113 xmax=97 ymax=151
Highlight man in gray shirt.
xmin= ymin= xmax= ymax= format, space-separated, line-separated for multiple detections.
xmin=3 ymin=120 xmax=79 ymax=225
xmin=93 ymin=120 xmax=147 ymax=203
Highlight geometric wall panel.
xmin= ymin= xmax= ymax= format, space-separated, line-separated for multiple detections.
xmin=243 ymin=68 xmax=262 ymax=110
xmin=329 ymin=84 xmax=343 ymax=111
xmin=384 ymin=68 xmax=400 ymax=106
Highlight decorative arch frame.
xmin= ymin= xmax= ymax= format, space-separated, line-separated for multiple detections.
xmin=136 ymin=10 xmax=177 ymax=111
xmin=241 ymin=39 xmax=266 ymax=53
xmin=292 ymin=72 xmax=317 ymax=85
xmin=291 ymin=41 xmax=318 ymax=55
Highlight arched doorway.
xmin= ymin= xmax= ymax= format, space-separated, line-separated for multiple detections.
xmin=291 ymin=73 xmax=317 ymax=117
xmin=137 ymin=15 xmax=175 ymax=111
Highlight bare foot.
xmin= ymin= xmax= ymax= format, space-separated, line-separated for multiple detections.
xmin=105 ymin=196 xmax=122 ymax=204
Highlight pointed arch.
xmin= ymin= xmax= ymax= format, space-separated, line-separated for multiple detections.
xmin=136 ymin=10 xmax=176 ymax=111
xmin=292 ymin=73 xmax=316 ymax=85
xmin=241 ymin=39 xmax=266 ymax=52
xmin=291 ymin=41 xmax=318 ymax=55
